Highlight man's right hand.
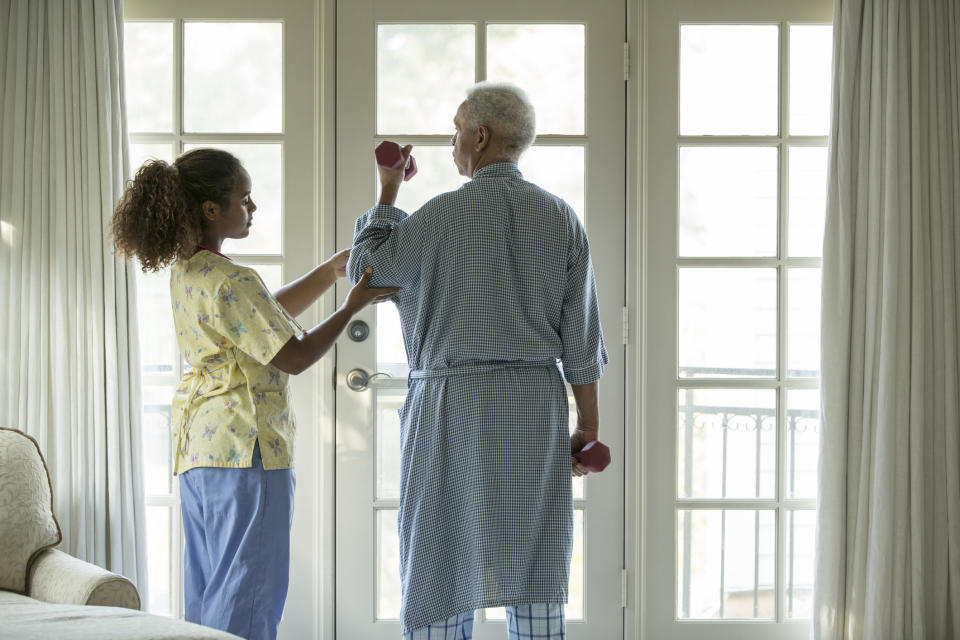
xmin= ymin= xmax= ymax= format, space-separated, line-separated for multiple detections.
xmin=377 ymin=144 xmax=413 ymax=205
xmin=570 ymin=426 xmax=599 ymax=477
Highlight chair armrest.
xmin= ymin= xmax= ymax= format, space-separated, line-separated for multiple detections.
xmin=27 ymin=548 xmax=141 ymax=610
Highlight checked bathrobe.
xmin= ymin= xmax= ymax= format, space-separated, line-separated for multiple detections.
xmin=348 ymin=161 xmax=608 ymax=633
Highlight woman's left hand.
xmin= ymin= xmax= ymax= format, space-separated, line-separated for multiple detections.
xmin=324 ymin=248 xmax=350 ymax=279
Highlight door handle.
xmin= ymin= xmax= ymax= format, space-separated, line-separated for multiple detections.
xmin=345 ymin=368 xmax=392 ymax=392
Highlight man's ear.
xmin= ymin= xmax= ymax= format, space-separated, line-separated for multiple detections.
xmin=475 ymin=124 xmax=491 ymax=152
xmin=202 ymin=200 xmax=220 ymax=222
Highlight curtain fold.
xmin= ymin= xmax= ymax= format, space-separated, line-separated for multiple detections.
xmin=815 ymin=0 xmax=960 ymax=637
xmin=0 ymin=0 xmax=146 ymax=597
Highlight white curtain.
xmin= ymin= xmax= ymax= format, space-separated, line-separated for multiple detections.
xmin=0 ymin=0 xmax=146 ymax=597
xmin=815 ymin=0 xmax=960 ymax=637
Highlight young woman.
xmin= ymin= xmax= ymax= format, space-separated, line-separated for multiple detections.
xmin=111 ymin=148 xmax=398 ymax=640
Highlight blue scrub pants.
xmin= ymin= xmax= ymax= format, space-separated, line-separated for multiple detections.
xmin=179 ymin=442 xmax=295 ymax=640
xmin=403 ymin=604 xmax=566 ymax=640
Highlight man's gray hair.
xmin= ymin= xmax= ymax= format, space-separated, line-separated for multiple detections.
xmin=463 ymin=82 xmax=536 ymax=157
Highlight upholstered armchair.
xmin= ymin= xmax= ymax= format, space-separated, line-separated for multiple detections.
xmin=0 ymin=426 xmax=140 ymax=609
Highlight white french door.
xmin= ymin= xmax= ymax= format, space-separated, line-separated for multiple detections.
xmin=122 ymin=1 xmax=322 ymax=635
xmin=334 ymin=1 xmax=626 ymax=638
xmin=643 ymin=0 xmax=833 ymax=638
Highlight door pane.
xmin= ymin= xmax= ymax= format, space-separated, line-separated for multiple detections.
xmin=136 ymin=268 xmax=176 ymax=372
xmin=184 ymin=143 xmax=283 ymax=255
xmin=789 ymin=25 xmax=833 ymax=136
xmin=377 ymin=304 xmax=408 ymax=377
xmin=520 ymin=146 xmax=586 ymax=221
xmin=788 ymin=146 xmax=828 ymax=257
xmin=678 ymin=147 xmax=777 ymax=257
xmin=487 ymin=24 xmax=585 ymax=135
xmin=785 ymin=509 xmax=815 ymax=618
xmin=787 ymin=268 xmax=821 ymax=378
xmin=376 ymin=389 xmax=405 ymax=500
xmin=680 ymin=25 xmax=779 ymax=135
xmin=124 ymin=22 xmax=174 ymax=133
xmin=677 ymin=509 xmax=775 ymax=619
xmin=786 ymin=390 xmax=819 ymax=499
xmin=183 ymin=23 xmax=283 ymax=133
xmin=142 ymin=387 xmax=173 ymax=494
xmin=377 ymin=509 xmax=401 ymax=620
xmin=677 ymin=389 xmax=776 ymax=499
xmin=391 ymin=145 xmax=469 ymax=213
xmin=145 ymin=505 xmax=171 ymax=614
xmin=678 ymin=268 xmax=777 ymax=378
xmin=377 ymin=24 xmax=475 ymax=135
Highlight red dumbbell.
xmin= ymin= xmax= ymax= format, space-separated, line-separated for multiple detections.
xmin=573 ymin=440 xmax=611 ymax=473
xmin=375 ymin=141 xmax=418 ymax=181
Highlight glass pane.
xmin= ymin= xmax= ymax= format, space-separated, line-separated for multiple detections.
xmin=376 ymin=389 xmax=406 ymax=500
xmin=520 ymin=147 xmax=585 ymax=222
xmin=678 ymin=509 xmax=775 ymax=619
xmin=129 ymin=143 xmax=174 ymax=177
xmin=486 ymin=509 xmax=584 ymax=621
xmin=145 ymin=505 xmax=171 ymax=614
xmin=788 ymin=268 xmax=821 ymax=377
xmin=487 ymin=24 xmax=585 ymax=135
xmin=390 ymin=146 xmax=469 ymax=213
xmin=136 ymin=268 xmax=176 ymax=373
xmin=677 ymin=389 xmax=776 ymax=499
xmin=568 ymin=394 xmax=584 ymax=500
xmin=568 ymin=508 xmax=584 ymax=619
xmin=789 ymin=146 xmax=828 ymax=256
xmin=679 ymin=268 xmax=777 ymax=378
xmin=787 ymin=390 xmax=820 ymax=499
xmin=124 ymin=22 xmax=173 ymax=133
xmin=786 ymin=509 xmax=816 ymax=618
xmin=183 ymin=143 xmax=282 ymax=255
xmin=789 ymin=25 xmax=833 ymax=136
xmin=377 ymin=509 xmax=401 ymax=620
xmin=679 ymin=147 xmax=777 ymax=256
xmin=377 ymin=24 xmax=475 ymax=135
xmin=680 ymin=25 xmax=779 ymax=135
xmin=238 ymin=263 xmax=282 ymax=292
xmin=142 ymin=386 xmax=173 ymax=495
xmin=184 ymin=23 xmax=282 ymax=133
xmin=377 ymin=304 xmax=408 ymax=377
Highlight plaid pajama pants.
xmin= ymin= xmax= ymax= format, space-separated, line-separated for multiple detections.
xmin=403 ymin=604 xmax=565 ymax=640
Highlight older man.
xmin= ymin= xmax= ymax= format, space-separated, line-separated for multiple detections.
xmin=348 ymin=82 xmax=608 ymax=639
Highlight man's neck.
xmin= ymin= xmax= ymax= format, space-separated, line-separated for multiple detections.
xmin=471 ymin=154 xmax=515 ymax=177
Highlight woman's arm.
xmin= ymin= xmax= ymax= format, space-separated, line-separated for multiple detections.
xmin=273 ymin=249 xmax=349 ymax=317
xmin=270 ymin=268 xmax=400 ymax=375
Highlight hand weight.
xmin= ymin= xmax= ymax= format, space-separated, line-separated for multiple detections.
xmin=375 ymin=141 xmax=418 ymax=181
xmin=573 ymin=440 xmax=611 ymax=473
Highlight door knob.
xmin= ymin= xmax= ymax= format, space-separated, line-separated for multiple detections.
xmin=345 ymin=368 xmax=391 ymax=392
xmin=348 ymin=320 xmax=370 ymax=342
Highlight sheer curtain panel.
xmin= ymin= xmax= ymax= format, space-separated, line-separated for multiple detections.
xmin=0 ymin=0 xmax=146 ymax=596
xmin=815 ymin=0 xmax=960 ymax=637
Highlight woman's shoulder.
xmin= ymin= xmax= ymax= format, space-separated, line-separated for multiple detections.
xmin=177 ymin=250 xmax=259 ymax=286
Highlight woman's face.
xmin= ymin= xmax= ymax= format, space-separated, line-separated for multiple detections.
xmin=219 ymin=168 xmax=256 ymax=239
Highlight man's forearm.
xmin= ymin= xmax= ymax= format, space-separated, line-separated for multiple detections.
xmin=570 ymin=381 xmax=600 ymax=432
xmin=378 ymin=183 xmax=400 ymax=206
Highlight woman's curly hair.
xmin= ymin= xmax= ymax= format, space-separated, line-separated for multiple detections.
xmin=111 ymin=148 xmax=244 ymax=272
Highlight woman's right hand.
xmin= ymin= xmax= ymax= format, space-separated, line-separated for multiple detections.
xmin=345 ymin=268 xmax=401 ymax=313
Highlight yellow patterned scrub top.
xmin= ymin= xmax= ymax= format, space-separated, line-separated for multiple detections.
xmin=169 ymin=249 xmax=305 ymax=475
